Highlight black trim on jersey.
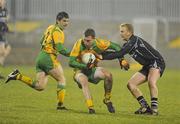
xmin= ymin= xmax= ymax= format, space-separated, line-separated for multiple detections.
xmin=0 ymin=7 xmax=8 ymax=18
xmin=102 ymin=35 xmax=165 ymax=66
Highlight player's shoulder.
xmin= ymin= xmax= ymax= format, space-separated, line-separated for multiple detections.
xmin=95 ymin=38 xmax=110 ymax=43
xmin=47 ymin=24 xmax=63 ymax=33
xmin=45 ymin=25 xmax=55 ymax=33
xmin=72 ymin=38 xmax=83 ymax=48
xmin=54 ymin=25 xmax=64 ymax=33
xmin=95 ymin=38 xmax=110 ymax=50
xmin=75 ymin=38 xmax=83 ymax=44
xmin=47 ymin=24 xmax=55 ymax=29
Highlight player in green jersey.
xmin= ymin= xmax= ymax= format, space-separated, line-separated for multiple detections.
xmin=69 ymin=28 xmax=129 ymax=114
xmin=5 ymin=11 xmax=70 ymax=110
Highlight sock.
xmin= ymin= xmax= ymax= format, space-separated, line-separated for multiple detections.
xmin=137 ymin=96 xmax=149 ymax=108
xmin=17 ymin=74 xmax=36 ymax=87
xmin=104 ymin=92 xmax=111 ymax=103
xmin=151 ymin=97 xmax=158 ymax=110
xmin=86 ymin=99 xmax=93 ymax=109
xmin=57 ymin=83 xmax=66 ymax=105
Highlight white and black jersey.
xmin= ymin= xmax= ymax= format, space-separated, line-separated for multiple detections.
xmin=0 ymin=7 xmax=8 ymax=22
xmin=0 ymin=7 xmax=9 ymax=42
xmin=102 ymin=35 xmax=165 ymax=76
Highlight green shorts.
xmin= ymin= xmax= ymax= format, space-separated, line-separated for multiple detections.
xmin=74 ymin=68 xmax=101 ymax=84
xmin=36 ymin=51 xmax=60 ymax=74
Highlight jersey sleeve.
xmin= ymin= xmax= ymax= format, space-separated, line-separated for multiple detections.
xmin=56 ymin=43 xmax=70 ymax=57
xmin=69 ymin=40 xmax=87 ymax=69
xmin=69 ymin=56 xmax=87 ymax=69
xmin=108 ymin=41 xmax=121 ymax=51
xmin=102 ymin=40 xmax=135 ymax=60
xmin=53 ymin=30 xmax=70 ymax=56
xmin=70 ymin=40 xmax=81 ymax=57
xmin=53 ymin=31 xmax=64 ymax=44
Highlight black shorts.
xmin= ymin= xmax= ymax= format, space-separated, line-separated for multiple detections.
xmin=0 ymin=22 xmax=8 ymax=42
xmin=0 ymin=22 xmax=9 ymax=32
xmin=139 ymin=60 xmax=165 ymax=77
xmin=0 ymin=32 xmax=6 ymax=42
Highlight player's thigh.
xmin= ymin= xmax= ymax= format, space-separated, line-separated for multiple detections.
xmin=94 ymin=67 xmax=111 ymax=80
xmin=36 ymin=51 xmax=53 ymax=73
xmin=4 ymin=44 xmax=11 ymax=55
xmin=49 ymin=65 xmax=65 ymax=82
xmin=36 ymin=71 xmax=48 ymax=87
xmin=148 ymin=68 xmax=160 ymax=85
xmin=0 ymin=43 xmax=5 ymax=55
xmin=128 ymin=72 xmax=146 ymax=86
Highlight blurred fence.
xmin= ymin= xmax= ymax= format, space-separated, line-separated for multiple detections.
xmin=7 ymin=0 xmax=180 ymax=20
xmin=4 ymin=0 xmax=180 ymax=69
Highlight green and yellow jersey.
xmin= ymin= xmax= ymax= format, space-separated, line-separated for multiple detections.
xmin=35 ymin=24 xmax=70 ymax=73
xmin=40 ymin=24 xmax=70 ymax=56
xmin=69 ymin=38 xmax=121 ymax=70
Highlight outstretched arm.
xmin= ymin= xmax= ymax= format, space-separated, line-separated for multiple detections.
xmin=56 ymin=43 xmax=70 ymax=57
xmin=69 ymin=56 xmax=87 ymax=69
xmin=102 ymin=41 xmax=135 ymax=60
xmin=108 ymin=41 xmax=121 ymax=52
xmin=52 ymin=30 xmax=70 ymax=57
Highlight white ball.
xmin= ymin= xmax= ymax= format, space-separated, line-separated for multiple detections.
xmin=81 ymin=53 xmax=96 ymax=64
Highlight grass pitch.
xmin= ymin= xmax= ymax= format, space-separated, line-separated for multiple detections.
xmin=0 ymin=66 xmax=180 ymax=124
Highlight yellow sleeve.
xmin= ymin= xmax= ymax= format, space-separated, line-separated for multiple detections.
xmin=53 ymin=30 xmax=65 ymax=44
xmin=95 ymin=38 xmax=111 ymax=50
xmin=70 ymin=39 xmax=82 ymax=57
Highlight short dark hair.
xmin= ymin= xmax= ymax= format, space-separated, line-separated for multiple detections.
xmin=84 ymin=28 xmax=96 ymax=38
xmin=56 ymin=11 xmax=69 ymax=21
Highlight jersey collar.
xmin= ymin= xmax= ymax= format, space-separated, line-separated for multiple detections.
xmin=128 ymin=34 xmax=136 ymax=42
xmin=56 ymin=24 xmax=64 ymax=31
xmin=81 ymin=39 xmax=96 ymax=50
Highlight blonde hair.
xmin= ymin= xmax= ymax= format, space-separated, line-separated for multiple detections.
xmin=120 ymin=23 xmax=134 ymax=34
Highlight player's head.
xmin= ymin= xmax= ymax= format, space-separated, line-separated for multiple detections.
xmin=56 ymin=11 xmax=69 ymax=29
xmin=0 ymin=0 xmax=6 ymax=8
xmin=119 ymin=23 xmax=134 ymax=41
xmin=83 ymin=28 xmax=96 ymax=49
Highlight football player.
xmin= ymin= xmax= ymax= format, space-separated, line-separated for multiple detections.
xmin=5 ymin=12 xmax=70 ymax=110
xmin=102 ymin=23 xmax=166 ymax=115
xmin=69 ymin=28 xmax=129 ymax=114
xmin=0 ymin=0 xmax=11 ymax=67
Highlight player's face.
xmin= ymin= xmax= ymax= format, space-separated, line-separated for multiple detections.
xmin=57 ymin=18 xmax=69 ymax=29
xmin=0 ymin=0 xmax=6 ymax=7
xmin=119 ymin=26 xmax=131 ymax=41
xmin=83 ymin=36 xmax=94 ymax=49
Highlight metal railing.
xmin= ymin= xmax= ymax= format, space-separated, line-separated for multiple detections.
xmin=7 ymin=0 xmax=180 ymax=21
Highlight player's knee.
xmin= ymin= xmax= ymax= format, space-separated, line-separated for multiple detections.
xmin=57 ymin=76 xmax=66 ymax=83
xmin=78 ymin=76 xmax=88 ymax=87
xmin=127 ymin=82 xmax=135 ymax=91
xmin=127 ymin=83 xmax=131 ymax=90
xmin=80 ymin=80 xmax=88 ymax=88
xmin=148 ymin=80 xmax=157 ymax=89
xmin=105 ymin=72 xmax=112 ymax=81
